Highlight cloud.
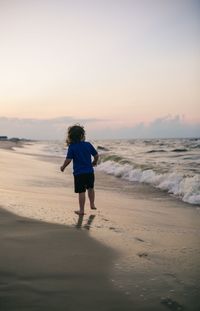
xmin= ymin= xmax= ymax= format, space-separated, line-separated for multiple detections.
xmin=90 ymin=115 xmax=200 ymax=139
xmin=0 ymin=115 xmax=199 ymax=140
xmin=0 ymin=116 xmax=102 ymax=140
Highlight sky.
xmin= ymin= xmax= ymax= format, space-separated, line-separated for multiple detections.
xmin=0 ymin=0 xmax=199 ymax=139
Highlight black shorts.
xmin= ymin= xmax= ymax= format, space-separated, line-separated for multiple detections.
xmin=74 ymin=173 xmax=95 ymax=193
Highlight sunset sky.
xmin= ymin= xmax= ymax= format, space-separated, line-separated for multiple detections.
xmin=0 ymin=0 xmax=199 ymax=139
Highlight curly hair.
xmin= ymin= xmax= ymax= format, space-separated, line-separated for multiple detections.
xmin=66 ymin=124 xmax=85 ymax=145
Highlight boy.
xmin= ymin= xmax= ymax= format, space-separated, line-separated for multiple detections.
xmin=60 ymin=125 xmax=99 ymax=215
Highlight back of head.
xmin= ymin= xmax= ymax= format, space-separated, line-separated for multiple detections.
xmin=66 ymin=125 xmax=85 ymax=145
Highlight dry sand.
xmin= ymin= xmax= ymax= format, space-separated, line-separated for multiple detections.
xmin=0 ymin=141 xmax=200 ymax=310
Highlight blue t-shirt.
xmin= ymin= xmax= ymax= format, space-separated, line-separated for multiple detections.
xmin=66 ymin=141 xmax=98 ymax=175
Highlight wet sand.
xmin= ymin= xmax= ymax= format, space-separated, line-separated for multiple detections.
xmin=0 ymin=207 xmax=134 ymax=311
xmin=0 ymin=140 xmax=26 ymax=150
xmin=0 ymin=142 xmax=200 ymax=310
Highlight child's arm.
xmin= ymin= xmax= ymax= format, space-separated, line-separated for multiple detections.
xmin=60 ymin=158 xmax=72 ymax=172
xmin=92 ymin=154 xmax=99 ymax=166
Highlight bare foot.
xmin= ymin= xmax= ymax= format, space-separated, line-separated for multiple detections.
xmin=74 ymin=210 xmax=85 ymax=215
xmin=90 ymin=206 xmax=97 ymax=210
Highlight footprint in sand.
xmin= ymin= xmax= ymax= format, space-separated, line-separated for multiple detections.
xmin=160 ymin=297 xmax=184 ymax=310
xmin=135 ymin=237 xmax=145 ymax=242
xmin=137 ymin=252 xmax=149 ymax=258
xmin=109 ymin=226 xmax=121 ymax=233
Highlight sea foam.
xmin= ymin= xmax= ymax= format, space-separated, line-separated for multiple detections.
xmin=97 ymin=160 xmax=200 ymax=205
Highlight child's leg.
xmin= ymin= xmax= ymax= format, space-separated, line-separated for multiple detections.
xmin=87 ymin=188 xmax=96 ymax=209
xmin=77 ymin=192 xmax=85 ymax=214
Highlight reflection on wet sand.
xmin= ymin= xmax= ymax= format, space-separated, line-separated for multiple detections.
xmin=76 ymin=214 xmax=96 ymax=230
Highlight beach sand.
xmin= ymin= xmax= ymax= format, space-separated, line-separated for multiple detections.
xmin=0 ymin=140 xmax=25 ymax=150
xmin=0 ymin=208 xmax=134 ymax=311
xmin=0 ymin=141 xmax=200 ymax=310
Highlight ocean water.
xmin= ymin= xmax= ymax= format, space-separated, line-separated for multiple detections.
xmin=17 ymin=138 xmax=200 ymax=206
xmin=95 ymin=138 xmax=200 ymax=206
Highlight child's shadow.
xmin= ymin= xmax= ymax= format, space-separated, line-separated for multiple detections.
xmin=76 ymin=214 xmax=96 ymax=230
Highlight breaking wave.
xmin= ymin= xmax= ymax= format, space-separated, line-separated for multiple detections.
xmin=97 ymin=160 xmax=200 ymax=205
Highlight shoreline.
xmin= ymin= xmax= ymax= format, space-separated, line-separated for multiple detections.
xmin=0 ymin=143 xmax=200 ymax=310
xmin=0 ymin=139 xmax=33 ymax=150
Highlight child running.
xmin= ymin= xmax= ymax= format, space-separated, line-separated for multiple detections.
xmin=60 ymin=125 xmax=99 ymax=215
